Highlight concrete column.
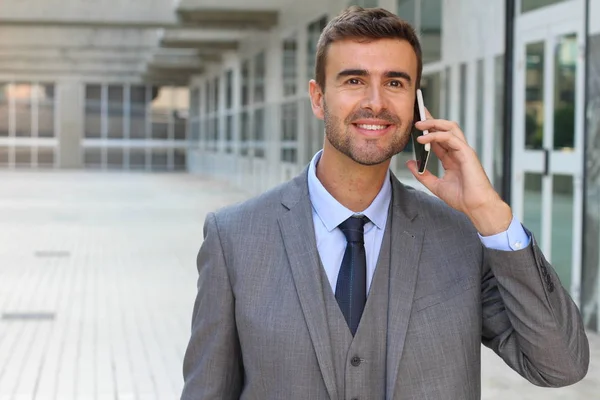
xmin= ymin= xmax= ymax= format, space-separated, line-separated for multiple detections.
xmin=57 ymin=79 xmax=84 ymax=168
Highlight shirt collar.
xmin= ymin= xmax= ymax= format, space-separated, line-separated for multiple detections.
xmin=307 ymin=150 xmax=392 ymax=232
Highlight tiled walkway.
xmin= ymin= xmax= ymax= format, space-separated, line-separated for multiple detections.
xmin=0 ymin=171 xmax=597 ymax=399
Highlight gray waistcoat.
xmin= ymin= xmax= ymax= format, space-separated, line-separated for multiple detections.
xmin=319 ymin=215 xmax=392 ymax=400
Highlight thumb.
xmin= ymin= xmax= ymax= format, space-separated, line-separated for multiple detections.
xmin=406 ymin=160 xmax=439 ymax=193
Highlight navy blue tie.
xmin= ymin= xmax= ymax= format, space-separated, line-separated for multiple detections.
xmin=335 ymin=215 xmax=369 ymax=336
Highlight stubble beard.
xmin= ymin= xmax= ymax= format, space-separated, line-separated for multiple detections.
xmin=323 ymin=101 xmax=412 ymax=166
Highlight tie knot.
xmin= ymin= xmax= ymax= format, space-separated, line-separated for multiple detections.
xmin=339 ymin=216 xmax=369 ymax=243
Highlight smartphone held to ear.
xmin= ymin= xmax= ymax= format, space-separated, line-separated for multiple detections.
xmin=411 ymin=89 xmax=430 ymax=175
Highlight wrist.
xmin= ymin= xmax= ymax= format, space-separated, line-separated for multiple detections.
xmin=468 ymin=199 xmax=513 ymax=237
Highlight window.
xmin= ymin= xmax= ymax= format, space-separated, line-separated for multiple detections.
xmin=0 ymin=84 xmax=8 ymax=137
xmin=129 ymin=85 xmax=147 ymax=139
xmin=281 ymin=101 xmax=298 ymax=163
xmin=108 ymin=85 xmax=124 ymax=139
xmin=226 ymin=70 xmax=234 ymax=110
xmin=241 ymin=60 xmax=251 ymax=106
xmin=283 ymin=36 xmax=298 ymax=97
xmin=85 ymin=85 xmax=102 ymax=139
xmin=307 ymin=16 xmax=328 ymax=81
xmin=493 ymin=55 xmax=505 ymax=196
xmin=36 ymin=84 xmax=55 ymax=138
xmin=13 ymin=83 xmax=32 ymax=138
xmin=349 ymin=0 xmax=378 ymax=6
xmin=521 ymin=0 xmax=566 ymax=13
xmin=253 ymin=108 xmax=265 ymax=158
xmin=173 ymin=87 xmax=189 ymax=141
xmin=475 ymin=59 xmax=485 ymax=157
xmin=397 ymin=0 xmax=442 ymax=63
xmin=254 ymin=52 xmax=266 ymax=104
xmin=459 ymin=63 xmax=468 ymax=129
xmin=151 ymin=86 xmax=170 ymax=140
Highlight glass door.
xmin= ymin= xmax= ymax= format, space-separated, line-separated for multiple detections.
xmin=512 ymin=18 xmax=585 ymax=300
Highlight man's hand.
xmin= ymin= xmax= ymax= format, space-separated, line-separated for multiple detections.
xmin=406 ymin=109 xmax=512 ymax=236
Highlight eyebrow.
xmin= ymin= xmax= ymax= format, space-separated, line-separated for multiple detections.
xmin=336 ymin=69 xmax=413 ymax=85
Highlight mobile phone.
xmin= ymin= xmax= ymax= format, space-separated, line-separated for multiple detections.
xmin=411 ymin=89 xmax=431 ymax=175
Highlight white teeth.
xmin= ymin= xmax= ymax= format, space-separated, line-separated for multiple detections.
xmin=357 ymin=124 xmax=387 ymax=131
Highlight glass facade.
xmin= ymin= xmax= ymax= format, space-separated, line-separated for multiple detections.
xmin=83 ymin=84 xmax=188 ymax=171
xmin=583 ymin=33 xmax=600 ymax=332
xmin=0 ymin=82 xmax=57 ymax=169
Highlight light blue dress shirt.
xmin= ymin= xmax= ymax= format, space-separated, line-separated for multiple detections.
xmin=307 ymin=150 xmax=530 ymax=293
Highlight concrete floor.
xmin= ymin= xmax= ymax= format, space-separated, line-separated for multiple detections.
xmin=0 ymin=170 xmax=597 ymax=399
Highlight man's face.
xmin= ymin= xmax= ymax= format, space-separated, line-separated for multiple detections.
xmin=310 ymin=38 xmax=418 ymax=166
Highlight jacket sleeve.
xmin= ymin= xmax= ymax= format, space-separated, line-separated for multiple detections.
xmin=181 ymin=212 xmax=243 ymax=399
xmin=481 ymin=231 xmax=589 ymax=387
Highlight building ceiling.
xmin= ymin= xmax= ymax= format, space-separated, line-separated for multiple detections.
xmin=0 ymin=0 xmax=284 ymax=85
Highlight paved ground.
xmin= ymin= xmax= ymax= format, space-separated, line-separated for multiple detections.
xmin=0 ymin=171 xmax=597 ymax=400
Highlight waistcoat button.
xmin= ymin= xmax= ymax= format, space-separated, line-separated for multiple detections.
xmin=351 ymin=356 xmax=361 ymax=367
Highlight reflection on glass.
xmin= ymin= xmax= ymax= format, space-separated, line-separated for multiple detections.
xmin=421 ymin=0 xmax=442 ymax=63
xmin=130 ymin=85 xmax=146 ymax=140
xmin=129 ymin=149 xmax=146 ymax=170
xmin=523 ymin=173 xmax=543 ymax=244
xmin=213 ymin=77 xmax=220 ymax=112
xmin=582 ymin=33 xmax=600 ymax=331
xmin=493 ymin=55 xmax=505 ymax=197
xmin=13 ymin=83 xmax=32 ymax=138
xmin=525 ymin=41 xmax=544 ymax=149
xmin=522 ymin=0 xmax=566 ymax=13
xmin=475 ymin=59 xmax=484 ymax=158
xmin=38 ymin=84 xmax=55 ymax=138
xmin=0 ymin=146 xmax=9 ymax=165
xmin=307 ymin=16 xmax=328 ymax=81
xmin=107 ymin=148 xmax=124 ymax=168
xmin=225 ymin=115 xmax=234 ymax=154
xmin=0 ymin=84 xmax=8 ymax=137
xmin=85 ymin=85 xmax=102 ymax=139
xmin=459 ymin=63 xmax=467 ymax=130
xmin=283 ymin=36 xmax=298 ymax=97
xmin=349 ymin=0 xmax=379 ymax=7
xmin=554 ymin=34 xmax=577 ymax=150
xmin=551 ymin=174 xmax=573 ymax=292
xmin=281 ymin=101 xmax=298 ymax=163
xmin=14 ymin=147 xmax=32 ymax=167
xmin=226 ymin=70 xmax=234 ymax=110
xmin=151 ymin=86 xmax=170 ymax=140
xmin=240 ymin=111 xmax=250 ymax=156
xmin=397 ymin=0 xmax=415 ymax=25
xmin=254 ymin=108 xmax=265 ymax=158
xmin=108 ymin=85 xmax=124 ymax=139
xmin=444 ymin=67 xmax=451 ymax=119
xmin=151 ymin=149 xmax=168 ymax=170
xmin=174 ymin=149 xmax=186 ymax=170
xmin=241 ymin=61 xmax=250 ymax=106
xmin=37 ymin=147 xmax=55 ymax=167
xmin=254 ymin=53 xmax=265 ymax=104
xmin=84 ymin=148 xmax=102 ymax=168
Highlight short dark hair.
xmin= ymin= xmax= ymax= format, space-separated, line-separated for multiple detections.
xmin=315 ymin=6 xmax=423 ymax=91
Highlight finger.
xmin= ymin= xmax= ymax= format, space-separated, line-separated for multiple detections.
xmin=417 ymin=130 xmax=468 ymax=152
xmin=406 ymin=160 xmax=440 ymax=193
xmin=415 ymin=119 xmax=467 ymax=142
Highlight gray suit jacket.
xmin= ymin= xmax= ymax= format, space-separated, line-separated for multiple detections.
xmin=181 ymin=169 xmax=589 ymax=399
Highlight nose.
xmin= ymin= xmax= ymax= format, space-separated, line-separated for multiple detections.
xmin=360 ymin=84 xmax=387 ymax=114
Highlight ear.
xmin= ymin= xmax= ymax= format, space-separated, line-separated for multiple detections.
xmin=309 ymin=79 xmax=325 ymax=120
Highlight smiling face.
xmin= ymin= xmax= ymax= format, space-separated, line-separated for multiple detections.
xmin=309 ymin=38 xmax=418 ymax=166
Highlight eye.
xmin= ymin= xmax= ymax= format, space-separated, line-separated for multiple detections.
xmin=346 ymin=78 xmax=362 ymax=85
xmin=388 ymin=80 xmax=404 ymax=88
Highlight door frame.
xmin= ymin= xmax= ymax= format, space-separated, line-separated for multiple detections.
xmin=512 ymin=1 xmax=586 ymax=302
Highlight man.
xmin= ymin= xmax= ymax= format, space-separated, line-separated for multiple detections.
xmin=181 ymin=6 xmax=589 ymax=400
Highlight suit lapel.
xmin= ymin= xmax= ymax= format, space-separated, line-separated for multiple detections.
xmin=386 ymin=176 xmax=425 ymax=399
xmin=278 ymin=169 xmax=338 ymax=400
